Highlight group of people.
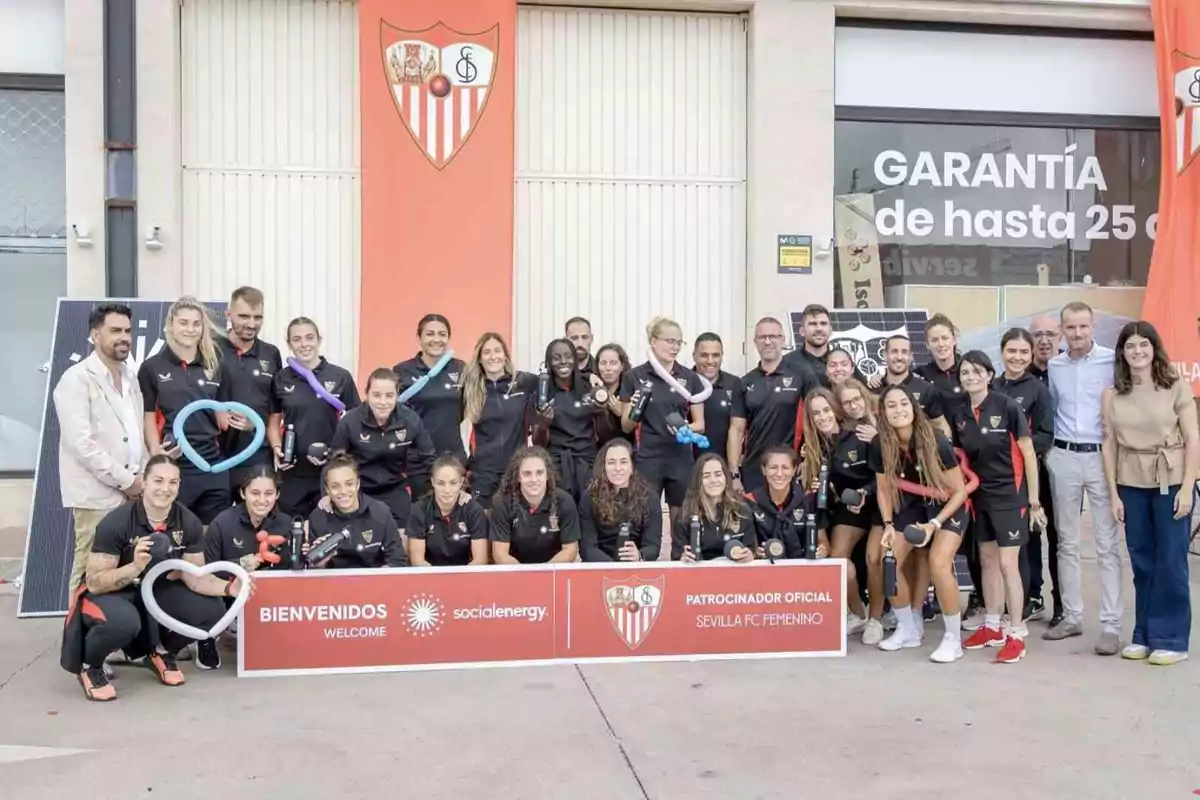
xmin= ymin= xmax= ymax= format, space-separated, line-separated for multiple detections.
xmin=53 ymin=287 xmax=1196 ymax=701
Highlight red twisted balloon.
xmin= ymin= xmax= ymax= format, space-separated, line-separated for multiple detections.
xmin=256 ymin=530 xmax=288 ymax=565
xmin=893 ymin=447 xmax=980 ymax=501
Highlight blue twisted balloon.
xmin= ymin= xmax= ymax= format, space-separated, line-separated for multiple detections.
xmin=172 ymin=400 xmax=265 ymax=473
xmin=398 ymin=351 xmax=455 ymax=404
xmin=675 ymin=425 xmax=711 ymax=450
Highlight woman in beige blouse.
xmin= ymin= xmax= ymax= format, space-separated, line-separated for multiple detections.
xmin=1101 ymin=321 xmax=1198 ymax=666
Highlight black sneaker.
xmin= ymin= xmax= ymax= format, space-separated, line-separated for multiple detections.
xmin=195 ymin=639 xmax=221 ymax=670
xmin=1027 ymin=596 xmax=1046 ymax=621
xmin=1048 ymin=610 xmax=1065 ymax=629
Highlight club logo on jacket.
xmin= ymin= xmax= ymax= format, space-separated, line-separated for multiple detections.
xmin=361 ymin=530 xmax=374 ymax=544
xmin=604 ymin=577 xmax=664 ymax=650
xmin=847 ymin=450 xmax=857 ymax=462
xmin=396 ymin=430 xmax=407 ymax=442
xmin=990 ymin=416 xmax=1002 ymax=429
xmin=782 ymin=377 xmax=793 ymax=389
xmin=259 ymin=360 xmax=272 ymax=372
xmin=171 ymin=530 xmax=183 ymax=546
xmin=548 ymin=513 xmax=559 ymax=532
xmin=324 ymin=381 xmax=337 ymax=392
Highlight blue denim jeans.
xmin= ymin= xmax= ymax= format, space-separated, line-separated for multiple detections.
xmin=1118 ymin=485 xmax=1192 ymax=652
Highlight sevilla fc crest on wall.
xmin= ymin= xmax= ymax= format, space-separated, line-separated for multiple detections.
xmin=381 ymin=21 xmax=498 ymax=170
xmin=604 ymin=577 xmax=664 ymax=651
xmin=1173 ymin=51 xmax=1200 ymax=176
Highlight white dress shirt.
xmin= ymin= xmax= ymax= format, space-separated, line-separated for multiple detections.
xmin=1048 ymin=342 xmax=1115 ymax=444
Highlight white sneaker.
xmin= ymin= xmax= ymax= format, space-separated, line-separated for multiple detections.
xmin=846 ymin=613 xmax=868 ymax=635
xmin=879 ymin=625 xmax=922 ymax=651
xmin=930 ymin=635 xmax=964 ymax=663
xmin=1120 ymin=644 xmax=1150 ymax=660
xmin=861 ymin=619 xmax=884 ymax=646
xmin=881 ymin=610 xmax=898 ymax=631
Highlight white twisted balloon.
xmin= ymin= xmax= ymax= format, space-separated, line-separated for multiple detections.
xmin=646 ymin=349 xmax=713 ymax=403
xmin=140 ymin=559 xmax=251 ymax=641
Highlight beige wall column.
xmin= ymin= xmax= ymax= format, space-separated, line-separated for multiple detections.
xmin=746 ymin=0 xmax=836 ymax=346
xmin=64 ymin=0 xmax=107 ymax=296
xmin=136 ymin=0 xmax=184 ymax=299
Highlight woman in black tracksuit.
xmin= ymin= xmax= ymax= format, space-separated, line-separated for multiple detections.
xmin=534 ymin=338 xmax=604 ymax=502
xmin=592 ymin=343 xmax=635 ymax=449
xmin=306 ymin=455 xmax=408 ymax=569
xmin=579 ymin=438 xmax=662 ymax=562
xmin=748 ymin=446 xmax=816 ymax=560
xmin=671 ymin=453 xmax=756 ymax=562
xmin=459 ymin=332 xmax=536 ymax=510
xmin=330 ymin=368 xmax=437 ymax=528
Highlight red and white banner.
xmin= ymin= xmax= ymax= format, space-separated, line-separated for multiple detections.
xmin=1143 ymin=0 xmax=1200 ymax=390
xmin=236 ymin=562 xmax=846 ymax=676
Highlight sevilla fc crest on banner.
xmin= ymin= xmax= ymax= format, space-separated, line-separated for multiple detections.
xmin=1172 ymin=51 xmax=1200 ymax=175
xmin=604 ymin=577 xmax=665 ymax=651
xmin=381 ymin=21 xmax=498 ymax=169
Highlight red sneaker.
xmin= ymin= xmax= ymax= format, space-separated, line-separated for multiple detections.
xmin=995 ymin=636 xmax=1026 ymax=664
xmin=963 ymin=626 xmax=1005 ymax=650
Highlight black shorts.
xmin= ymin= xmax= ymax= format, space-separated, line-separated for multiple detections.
xmin=829 ymin=497 xmax=880 ymax=531
xmin=974 ymin=506 xmax=1028 ymax=548
xmin=177 ymin=468 xmax=232 ymax=525
xmin=636 ymin=456 xmax=692 ymax=508
xmin=896 ymin=503 xmax=969 ymax=549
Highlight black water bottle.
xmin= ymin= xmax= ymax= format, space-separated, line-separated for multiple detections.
xmin=616 ymin=522 xmax=631 ymax=557
xmin=305 ymin=528 xmax=350 ymax=567
xmin=628 ymin=387 xmax=650 ymax=423
xmin=883 ymin=548 xmax=898 ymax=597
xmin=689 ymin=515 xmax=702 ymax=561
xmin=289 ymin=517 xmax=305 ymax=571
xmin=537 ymin=366 xmax=551 ymax=410
xmin=282 ymin=424 xmax=297 ymax=465
xmin=805 ymin=512 xmax=818 ymax=559
xmin=816 ymin=463 xmax=829 ymax=510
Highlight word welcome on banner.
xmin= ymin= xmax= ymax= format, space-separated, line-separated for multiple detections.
xmin=237 ymin=561 xmax=846 ymax=676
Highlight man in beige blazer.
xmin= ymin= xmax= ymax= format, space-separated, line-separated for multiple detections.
xmin=53 ymin=303 xmax=148 ymax=593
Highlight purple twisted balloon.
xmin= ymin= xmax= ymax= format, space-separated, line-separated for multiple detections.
xmin=287 ymin=357 xmax=346 ymax=413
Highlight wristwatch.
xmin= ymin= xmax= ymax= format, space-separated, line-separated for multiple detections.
xmin=930 ymin=517 xmax=943 ymax=530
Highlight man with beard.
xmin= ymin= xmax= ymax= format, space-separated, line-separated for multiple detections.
xmin=53 ymin=303 xmax=147 ymax=595
xmin=565 ymin=316 xmax=596 ymax=378
xmin=218 ymin=286 xmax=282 ymax=488
xmin=874 ymin=335 xmax=950 ymax=436
xmin=782 ymin=304 xmax=857 ymax=388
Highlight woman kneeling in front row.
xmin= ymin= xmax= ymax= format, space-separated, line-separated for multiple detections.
xmin=580 ymin=439 xmax=663 ymax=562
xmin=490 ymin=446 xmax=581 ymax=564
xmin=672 ymin=453 xmax=756 ymax=563
xmin=870 ymin=385 xmax=969 ymax=663
xmin=407 ymin=456 xmax=490 ymax=567
xmin=306 ymin=455 xmax=408 ymax=569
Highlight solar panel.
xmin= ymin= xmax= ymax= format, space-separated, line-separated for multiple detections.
xmin=788 ymin=308 xmax=932 ymax=376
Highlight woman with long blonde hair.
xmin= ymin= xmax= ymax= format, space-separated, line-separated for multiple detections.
xmin=137 ymin=296 xmax=233 ymax=524
xmin=621 ymin=316 xmax=707 ymax=523
xmin=459 ymin=332 xmax=536 ymax=510
xmin=868 ymin=384 xmax=969 ymax=663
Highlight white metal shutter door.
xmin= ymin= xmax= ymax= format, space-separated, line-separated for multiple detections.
xmin=180 ymin=0 xmax=361 ymax=368
xmin=514 ymin=8 xmax=747 ymax=372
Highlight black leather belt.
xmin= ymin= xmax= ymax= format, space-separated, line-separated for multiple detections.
xmin=1053 ymin=439 xmax=1101 ymax=453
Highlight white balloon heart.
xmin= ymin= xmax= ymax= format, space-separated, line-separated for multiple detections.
xmin=140 ymin=559 xmax=251 ymax=641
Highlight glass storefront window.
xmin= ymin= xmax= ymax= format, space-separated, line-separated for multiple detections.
xmin=0 ymin=86 xmax=67 ymax=472
xmin=833 ymin=119 xmax=1160 ymax=299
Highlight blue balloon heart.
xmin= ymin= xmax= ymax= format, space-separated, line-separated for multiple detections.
xmin=172 ymin=400 xmax=265 ymax=474
xmin=398 ymin=350 xmax=455 ymax=404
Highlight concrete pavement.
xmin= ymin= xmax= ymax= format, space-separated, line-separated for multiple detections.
xmin=1 ymin=534 xmax=1198 ymax=798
